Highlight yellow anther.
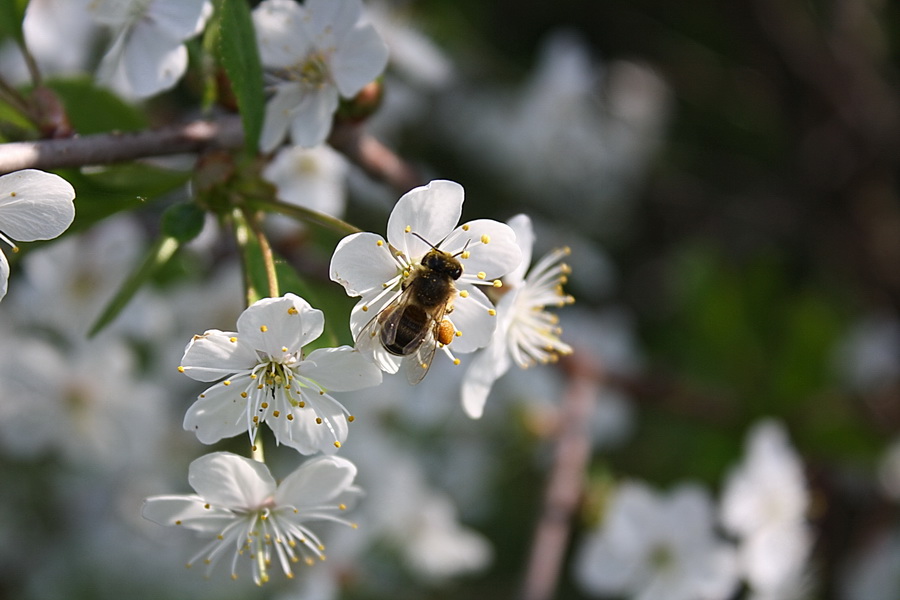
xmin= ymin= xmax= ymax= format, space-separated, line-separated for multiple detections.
xmin=241 ymin=392 xmax=248 ymax=398
xmin=199 ymin=393 xmax=206 ymax=398
xmin=252 ymin=416 xmax=259 ymax=424
xmin=287 ymin=306 xmax=298 ymax=315
xmin=229 ymin=336 xmax=237 ymax=343
xmin=260 ymin=325 xmax=268 ymax=333
xmin=252 ymin=444 xmax=257 ymax=452
xmin=260 ymin=401 xmax=267 ymax=408
xmin=404 ymin=225 xmax=411 ymax=233
xmin=420 ymin=362 xmax=428 ymax=369
xmin=272 ymin=410 xmax=280 ymax=417
xmin=339 ymin=503 xmax=347 ymax=510
xmin=459 ymin=290 xmax=469 ymax=298
xmin=453 ymin=358 xmax=461 ymax=365
xmin=315 ymin=418 xmax=323 ymax=424
xmin=287 ymin=414 xmax=294 ymax=421
xmin=481 ymin=234 xmax=490 ymax=244
xmin=361 ymin=305 xmax=368 ymax=312
xmin=462 ymin=224 xmax=470 ymax=231
xmin=204 ymin=503 xmax=210 ymax=509
xmin=281 ymin=346 xmax=288 ymax=353
xmin=250 ymin=374 xmax=258 ymax=379
xmin=461 ymin=250 xmax=471 ymax=259
xmin=175 ymin=520 xmax=182 ymax=525
xmin=488 ymin=309 xmax=497 ymax=316
xmin=376 ymin=240 xmax=383 ymax=246
xmin=348 ymin=415 xmax=355 ymax=422
xmin=223 ymin=380 xmax=231 ymax=386
xmin=298 ymin=401 xmax=306 ymax=408
xmin=177 ymin=365 xmax=185 ymax=373
xmin=333 ymin=441 xmax=341 ymax=448
xmin=477 ymin=271 xmax=487 ymax=280
xmin=455 ymin=330 xmax=462 ymax=337
xmin=492 ymin=279 xmax=502 ymax=288
xmin=231 ymin=573 xmax=238 ymax=581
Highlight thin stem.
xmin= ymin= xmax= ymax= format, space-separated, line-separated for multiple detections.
xmin=251 ymin=197 xmax=361 ymax=236
xmin=244 ymin=207 xmax=280 ymax=299
xmin=16 ymin=38 xmax=43 ymax=88
xmin=231 ymin=207 xmax=261 ymax=307
xmin=0 ymin=76 xmax=34 ymax=120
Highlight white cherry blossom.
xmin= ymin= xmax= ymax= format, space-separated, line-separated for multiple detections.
xmin=0 ymin=169 xmax=75 ymax=302
xmin=179 ymin=293 xmax=382 ymax=454
xmin=89 ymin=0 xmax=212 ymax=98
xmin=574 ymin=480 xmax=738 ymax=600
xmin=329 ymin=179 xmax=522 ymax=378
xmin=460 ymin=213 xmax=573 ymax=418
xmin=720 ymin=420 xmax=812 ymax=599
xmin=142 ymin=452 xmax=361 ymax=584
xmin=253 ymin=0 xmax=389 ymax=150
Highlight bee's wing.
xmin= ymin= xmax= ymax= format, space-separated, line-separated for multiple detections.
xmin=404 ymin=332 xmax=438 ymax=385
xmin=354 ymin=294 xmax=406 ymax=375
xmin=402 ymin=301 xmax=451 ymax=386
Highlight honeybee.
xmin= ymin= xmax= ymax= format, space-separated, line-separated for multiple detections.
xmin=357 ymin=242 xmax=464 ymax=384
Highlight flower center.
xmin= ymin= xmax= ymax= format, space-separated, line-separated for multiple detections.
xmin=289 ymin=52 xmax=331 ymax=88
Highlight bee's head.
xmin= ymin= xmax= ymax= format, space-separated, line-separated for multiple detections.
xmin=422 ymin=249 xmax=463 ymax=280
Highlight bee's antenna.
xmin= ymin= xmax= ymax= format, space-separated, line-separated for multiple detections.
xmin=411 ymin=232 xmax=438 ymax=250
xmin=452 ymin=238 xmax=471 ymax=258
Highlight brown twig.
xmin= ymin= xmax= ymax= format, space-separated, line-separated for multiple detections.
xmin=328 ymin=119 xmax=422 ymax=193
xmin=519 ymin=350 xmax=601 ymax=600
xmin=0 ymin=114 xmax=422 ymax=195
xmin=0 ymin=117 xmax=245 ymax=175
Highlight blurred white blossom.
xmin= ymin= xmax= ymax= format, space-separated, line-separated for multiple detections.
xmin=253 ymin=0 xmax=388 ymax=150
xmin=720 ymin=420 xmax=812 ymax=599
xmin=574 ymin=480 xmax=738 ymax=600
xmin=263 ymin=144 xmax=349 ymax=219
xmin=90 ymin=0 xmax=212 ymax=98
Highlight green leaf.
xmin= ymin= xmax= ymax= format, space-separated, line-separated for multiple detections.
xmin=60 ymin=164 xmax=192 ymax=233
xmin=89 ymin=235 xmax=180 ymax=337
xmin=161 ymin=202 xmax=206 ymax=243
xmin=0 ymin=0 xmax=28 ymax=45
xmin=215 ymin=0 xmax=264 ymax=154
xmin=44 ymin=77 xmax=147 ymax=134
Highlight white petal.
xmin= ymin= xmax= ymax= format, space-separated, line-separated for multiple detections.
xmin=268 ymin=398 xmax=348 ymax=454
xmin=305 ymin=0 xmax=363 ymax=40
xmin=331 ymin=23 xmax=388 ymax=97
xmin=288 ymin=85 xmax=340 ymax=148
xmin=147 ymin=0 xmax=211 ymax=41
xmin=505 ymin=214 xmax=534 ymax=283
xmin=122 ymin=23 xmax=187 ymax=98
xmin=188 ymin=451 xmax=276 ymax=510
xmin=142 ymin=495 xmax=236 ymax=533
xmin=329 ymin=232 xmax=399 ymax=296
xmin=0 ymin=250 xmax=8 ymax=302
xmin=0 ymin=170 xmax=75 ymax=242
xmin=274 ymin=454 xmax=358 ymax=508
xmin=302 ymin=346 xmax=382 ymax=391
xmin=253 ymin=0 xmax=312 ymax=68
xmin=260 ymin=83 xmax=304 ymax=152
xmin=445 ymin=285 xmax=497 ymax=353
xmin=183 ymin=382 xmax=249 ymax=444
xmin=460 ymin=335 xmax=512 ymax=419
xmin=445 ymin=219 xmax=522 ymax=282
xmin=237 ymin=294 xmax=323 ymax=356
xmin=387 ymin=180 xmax=464 ymax=257
xmin=180 ymin=329 xmax=257 ymax=382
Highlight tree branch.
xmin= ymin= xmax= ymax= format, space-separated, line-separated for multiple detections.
xmin=0 ymin=116 xmax=422 ymax=194
xmin=519 ymin=350 xmax=600 ymax=600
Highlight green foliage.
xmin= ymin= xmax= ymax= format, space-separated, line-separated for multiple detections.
xmin=214 ymin=0 xmax=265 ymax=155
xmin=61 ymin=164 xmax=191 ymax=233
xmin=44 ymin=77 xmax=148 ymax=134
xmin=161 ymin=202 xmax=206 ymax=243
xmin=0 ymin=0 xmax=28 ymax=45
xmin=88 ymin=235 xmax=180 ymax=337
